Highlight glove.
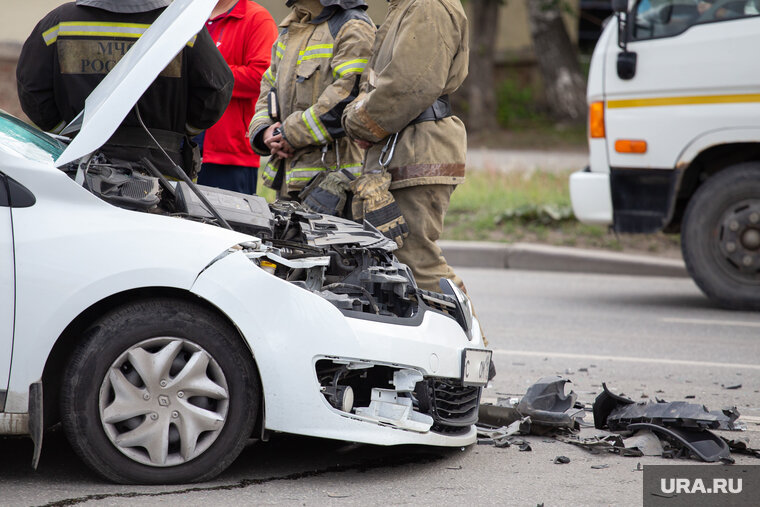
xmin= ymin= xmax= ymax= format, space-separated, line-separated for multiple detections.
xmin=299 ymin=169 xmax=355 ymax=217
xmin=350 ymin=171 xmax=409 ymax=247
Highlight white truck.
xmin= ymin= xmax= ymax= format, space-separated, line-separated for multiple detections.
xmin=570 ymin=0 xmax=760 ymax=310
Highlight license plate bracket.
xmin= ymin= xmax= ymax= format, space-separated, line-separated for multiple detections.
xmin=461 ymin=348 xmax=492 ymax=386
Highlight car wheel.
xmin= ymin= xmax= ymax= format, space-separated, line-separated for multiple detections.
xmin=61 ymin=298 xmax=259 ymax=484
xmin=681 ymin=163 xmax=760 ymax=310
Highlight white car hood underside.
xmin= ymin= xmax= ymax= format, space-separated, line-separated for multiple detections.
xmin=54 ymin=0 xmax=217 ymax=167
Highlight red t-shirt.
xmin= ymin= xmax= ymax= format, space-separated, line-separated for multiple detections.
xmin=202 ymin=1 xmax=277 ymax=167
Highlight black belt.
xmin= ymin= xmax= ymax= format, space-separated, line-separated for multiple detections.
xmin=106 ymin=127 xmax=184 ymax=153
xmin=410 ymin=95 xmax=452 ymax=125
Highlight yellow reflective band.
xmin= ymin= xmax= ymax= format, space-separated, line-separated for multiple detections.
xmin=302 ymin=110 xmax=322 ymax=144
xmin=287 ymin=163 xmax=362 ymax=182
xmin=276 ymin=50 xmax=283 ymax=58
xmin=334 ymin=58 xmax=367 ymax=72
xmin=607 ymin=93 xmax=760 ymax=109
xmin=263 ymin=68 xmax=275 ymax=86
xmin=253 ymin=110 xmax=270 ymax=121
xmin=334 ymin=66 xmax=365 ymax=78
xmin=277 ymin=41 xmax=286 ymax=50
xmin=304 ymin=44 xmax=333 ymax=51
xmin=41 ymin=21 xmax=195 ymax=47
xmin=42 ymin=24 xmax=60 ymax=45
xmin=297 ymin=44 xmax=334 ymax=64
xmin=310 ymin=107 xmax=329 ymax=142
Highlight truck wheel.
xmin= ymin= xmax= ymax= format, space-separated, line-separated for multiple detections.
xmin=61 ymin=298 xmax=259 ymax=484
xmin=681 ymin=163 xmax=760 ymax=310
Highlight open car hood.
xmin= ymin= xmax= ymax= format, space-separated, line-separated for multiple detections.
xmin=54 ymin=0 xmax=217 ymax=168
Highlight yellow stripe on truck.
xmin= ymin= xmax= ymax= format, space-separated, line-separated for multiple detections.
xmin=608 ymin=93 xmax=760 ymax=109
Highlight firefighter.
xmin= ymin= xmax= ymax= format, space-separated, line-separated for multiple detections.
xmin=247 ymin=0 xmax=374 ymax=200
xmin=342 ymin=0 xmax=469 ymax=294
xmin=16 ymin=0 xmax=233 ymax=178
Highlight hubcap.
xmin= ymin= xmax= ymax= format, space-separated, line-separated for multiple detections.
xmin=99 ymin=337 xmax=229 ymax=467
xmin=716 ymin=199 xmax=760 ymax=283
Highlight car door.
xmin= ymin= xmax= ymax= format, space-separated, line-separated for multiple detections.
xmin=0 ymin=173 xmax=14 ymax=409
xmin=604 ymin=0 xmax=760 ymax=170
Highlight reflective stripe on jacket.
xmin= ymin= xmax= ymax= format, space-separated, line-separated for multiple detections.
xmin=248 ymin=5 xmax=375 ymax=195
xmin=342 ymin=0 xmax=469 ymax=190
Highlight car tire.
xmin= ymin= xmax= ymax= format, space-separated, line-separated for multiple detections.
xmin=681 ymin=163 xmax=760 ymax=310
xmin=61 ymin=298 xmax=259 ymax=484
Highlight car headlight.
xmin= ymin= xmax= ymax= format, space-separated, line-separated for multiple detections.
xmin=440 ymin=278 xmax=473 ymax=340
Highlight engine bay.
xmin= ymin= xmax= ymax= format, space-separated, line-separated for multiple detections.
xmin=64 ymin=157 xmax=467 ymax=323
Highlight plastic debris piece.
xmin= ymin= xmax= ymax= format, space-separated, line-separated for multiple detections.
xmin=557 ymin=433 xmax=643 ymax=457
xmin=516 ymin=376 xmax=585 ymax=431
xmin=554 ymin=456 xmax=570 ymax=464
xmin=722 ymin=383 xmax=742 ymax=390
xmin=593 ymin=383 xmax=635 ymax=430
xmin=720 ymin=437 xmax=760 ymax=458
xmin=623 ymin=430 xmax=664 ymax=456
xmin=591 ymin=464 xmax=609 ymax=469
xmin=627 ymin=423 xmax=732 ymax=463
xmin=594 ymin=384 xmax=742 ymax=431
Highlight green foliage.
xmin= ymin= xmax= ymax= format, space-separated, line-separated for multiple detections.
xmin=495 ymin=203 xmax=574 ymax=225
xmin=496 ymin=78 xmax=542 ymax=127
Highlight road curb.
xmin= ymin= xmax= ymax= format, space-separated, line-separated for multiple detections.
xmin=439 ymin=241 xmax=688 ymax=278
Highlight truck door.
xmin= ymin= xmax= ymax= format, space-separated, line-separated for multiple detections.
xmin=0 ymin=174 xmax=14 ymax=409
xmin=604 ymin=1 xmax=760 ymax=170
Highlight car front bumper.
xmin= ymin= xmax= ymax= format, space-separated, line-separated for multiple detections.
xmin=191 ymin=250 xmax=488 ymax=447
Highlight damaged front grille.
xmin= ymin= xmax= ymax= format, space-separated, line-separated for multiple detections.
xmin=416 ymin=379 xmax=481 ymax=434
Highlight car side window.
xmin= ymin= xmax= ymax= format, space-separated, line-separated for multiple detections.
xmin=632 ymin=0 xmax=760 ymax=41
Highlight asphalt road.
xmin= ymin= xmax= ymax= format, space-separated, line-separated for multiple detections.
xmin=1 ymin=268 xmax=759 ymax=506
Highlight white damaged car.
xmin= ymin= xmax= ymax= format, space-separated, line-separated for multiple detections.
xmin=0 ymin=0 xmax=490 ymax=484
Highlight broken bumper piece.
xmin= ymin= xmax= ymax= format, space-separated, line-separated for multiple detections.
xmin=316 ymin=360 xmax=482 ymax=439
xmin=355 ymin=388 xmax=434 ymax=433
xmin=627 ymin=423 xmax=733 ymax=463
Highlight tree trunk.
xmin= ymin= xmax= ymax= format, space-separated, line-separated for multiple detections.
xmin=465 ymin=0 xmax=500 ymax=132
xmin=526 ymin=0 xmax=587 ymax=123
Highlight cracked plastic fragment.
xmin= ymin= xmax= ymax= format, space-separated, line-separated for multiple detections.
xmin=593 ymin=383 xmax=741 ymax=431
xmin=515 ymin=376 xmax=585 ymax=430
xmin=592 ymin=383 xmax=635 ymax=430
xmin=354 ymin=388 xmax=434 ymax=433
xmin=556 ymin=433 xmax=644 ymax=457
xmin=627 ymin=423 xmax=733 ymax=463
xmin=623 ymin=430 xmax=664 ymax=456
xmin=476 ymin=417 xmax=531 ymax=447
xmin=720 ymin=437 xmax=760 ymax=458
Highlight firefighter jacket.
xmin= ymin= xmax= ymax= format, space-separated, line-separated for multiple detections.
xmin=248 ymin=0 xmax=375 ymax=195
xmin=342 ymin=0 xmax=469 ymax=190
xmin=17 ymin=1 xmax=233 ymax=174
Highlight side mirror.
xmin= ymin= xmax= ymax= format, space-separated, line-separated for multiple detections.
xmin=617 ymin=51 xmax=637 ymax=80
xmin=613 ymin=0 xmax=637 ymax=80
xmin=611 ymin=0 xmax=628 ymax=13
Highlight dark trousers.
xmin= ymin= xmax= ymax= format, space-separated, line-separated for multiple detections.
xmin=197 ymin=163 xmax=258 ymax=194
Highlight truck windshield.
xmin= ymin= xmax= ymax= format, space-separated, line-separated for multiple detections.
xmin=0 ymin=112 xmax=66 ymax=164
xmin=633 ymin=0 xmax=759 ymax=40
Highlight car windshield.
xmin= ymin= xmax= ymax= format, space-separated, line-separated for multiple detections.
xmin=0 ymin=111 xmax=66 ymax=164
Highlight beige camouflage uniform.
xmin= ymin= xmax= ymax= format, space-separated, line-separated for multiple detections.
xmin=248 ymin=0 xmax=375 ymax=197
xmin=342 ymin=0 xmax=468 ymax=292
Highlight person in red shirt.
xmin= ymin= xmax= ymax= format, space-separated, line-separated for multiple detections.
xmin=198 ymin=0 xmax=277 ymax=194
